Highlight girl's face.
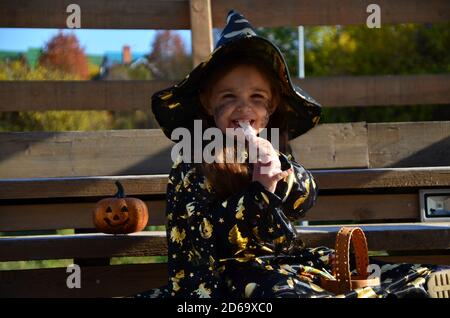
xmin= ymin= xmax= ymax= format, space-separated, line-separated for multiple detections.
xmin=201 ymin=64 xmax=275 ymax=134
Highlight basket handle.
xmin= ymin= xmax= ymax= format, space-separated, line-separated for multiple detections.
xmin=332 ymin=227 xmax=370 ymax=293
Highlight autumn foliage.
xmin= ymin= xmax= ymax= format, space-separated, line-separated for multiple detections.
xmin=149 ymin=30 xmax=192 ymax=79
xmin=39 ymin=31 xmax=89 ymax=80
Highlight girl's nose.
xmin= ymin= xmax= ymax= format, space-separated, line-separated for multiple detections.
xmin=235 ymin=99 xmax=253 ymax=112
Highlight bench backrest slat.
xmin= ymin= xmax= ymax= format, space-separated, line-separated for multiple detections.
xmin=1 ymin=122 xmax=449 ymax=179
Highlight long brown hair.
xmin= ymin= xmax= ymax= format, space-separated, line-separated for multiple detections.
xmin=197 ymin=53 xmax=289 ymax=200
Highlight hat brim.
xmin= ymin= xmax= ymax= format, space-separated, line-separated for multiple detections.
xmin=151 ymin=36 xmax=321 ymax=141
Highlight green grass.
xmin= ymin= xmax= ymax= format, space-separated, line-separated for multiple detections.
xmin=110 ymin=256 xmax=167 ymax=265
xmin=0 ymin=259 xmax=74 ymax=271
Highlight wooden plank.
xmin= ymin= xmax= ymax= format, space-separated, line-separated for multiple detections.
xmin=294 ymin=75 xmax=450 ymax=108
xmin=0 ymin=80 xmax=175 ymax=112
xmin=212 ymin=0 xmax=450 ymax=27
xmin=0 ymin=0 xmax=190 ymax=29
xmin=0 ymin=231 xmax=167 ymax=262
xmin=291 ymin=122 xmax=369 ymax=169
xmin=312 ymin=167 xmax=450 ymax=190
xmin=368 ymin=122 xmax=450 ymax=168
xmin=0 ymin=263 xmax=167 ymax=298
xmin=3 ymin=123 xmax=448 ymax=178
xmin=373 ymin=255 xmax=450 ymax=266
xmin=190 ymin=0 xmax=213 ymax=67
xmin=1 ymin=75 xmax=449 ymax=111
xmin=2 ymin=224 xmax=449 ymax=261
xmin=297 ymin=223 xmax=450 ymax=252
xmin=1 ymin=0 xmax=448 ymax=29
xmin=0 ymin=176 xmax=168 ymax=199
xmin=0 ymin=200 xmax=167 ymax=232
xmin=0 ymin=130 xmax=174 ymax=178
xmin=306 ymin=194 xmax=419 ymax=222
xmin=3 ymin=255 xmax=450 ymax=298
xmin=0 ymin=194 xmax=419 ymax=232
xmin=1 ymin=167 xmax=449 ymax=200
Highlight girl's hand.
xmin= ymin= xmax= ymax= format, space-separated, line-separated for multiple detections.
xmin=251 ymin=137 xmax=293 ymax=193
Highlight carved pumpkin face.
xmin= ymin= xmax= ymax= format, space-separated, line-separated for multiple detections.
xmin=93 ymin=181 xmax=148 ymax=234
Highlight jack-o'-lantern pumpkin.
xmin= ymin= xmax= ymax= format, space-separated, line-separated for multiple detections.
xmin=93 ymin=181 xmax=148 ymax=234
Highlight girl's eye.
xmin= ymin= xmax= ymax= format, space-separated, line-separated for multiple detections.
xmin=252 ymin=94 xmax=265 ymax=99
xmin=222 ymin=94 xmax=235 ymax=99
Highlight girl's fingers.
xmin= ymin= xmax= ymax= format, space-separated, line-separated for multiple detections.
xmin=272 ymin=168 xmax=293 ymax=181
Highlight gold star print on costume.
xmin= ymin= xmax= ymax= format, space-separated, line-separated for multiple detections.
xmin=183 ymin=170 xmax=195 ymax=189
xmin=252 ymin=227 xmax=262 ymax=241
xmin=199 ymin=218 xmax=213 ymax=239
xmin=187 ymin=248 xmax=202 ymax=262
xmin=175 ymin=270 xmax=185 ymax=280
xmin=194 ymin=283 xmax=212 ymax=298
xmin=159 ymin=91 xmax=173 ymax=101
xmin=170 ymin=226 xmax=186 ymax=246
xmin=167 ymin=102 xmax=181 ymax=109
xmin=228 ymin=224 xmax=248 ymax=251
xmin=244 ymin=283 xmax=259 ymax=297
xmin=199 ymin=177 xmax=213 ymax=193
xmin=273 ymin=235 xmax=286 ymax=245
xmin=170 ymin=270 xmax=185 ymax=292
xmin=185 ymin=202 xmax=196 ymax=218
xmin=293 ymin=178 xmax=310 ymax=210
xmin=260 ymin=192 xmax=270 ymax=205
xmin=235 ymin=196 xmax=245 ymax=220
xmin=172 ymin=281 xmax=180 ymax=292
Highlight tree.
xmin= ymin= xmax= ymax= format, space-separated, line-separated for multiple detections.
xmin=0 ymin=60 xmax=113 ymax=131
xmin=257 ymin=23 xmax=450 ymax=123
xmin=39 ymin=31 xmax=89 ymax=80
xmin=149 ymin=30 xmax=192 ymax=79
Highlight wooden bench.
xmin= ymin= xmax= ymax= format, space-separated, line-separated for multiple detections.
xmin=1 ymin=0 xmax=450 ymax=298
xmin=1 ymin=124 xmax=449 ymax=297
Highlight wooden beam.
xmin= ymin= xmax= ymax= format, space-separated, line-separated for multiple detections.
xmin=291 ymin=122 xmax=368 ymax=169
xmin=212 ymin=0 xmax=450 ymax=27
xmin=0 ymin=175 xmax=168 ymax=199
xmin=306 ymin=194 xmax=419 ymax=222
xmin=1 ymin=0 xmax=448 ymax=29
xmin=0 ymin=129 xmax=175 ymax=178
xmin=297 ymin=223 xmax=450 ymax=252
xmin=1 ymin=224 xmax=449 ymax=262
xmin=295 ymin=75 xmax=450 ymax=108
xmin=312 ymin=167 xmax=450 ymax=190
xmin=373 ymin=255 xmax=450 ymax=266
xmin=1 ymin=167 xmax=449 ymax=200
xmin=1 ymin=123 xmax=449 ymax=178
xmin=0 ymin=0 xmax=190 ymax=29
xmin=0 ymin=194 xmax=420 ymax=232
xmin=0 ymin=263 xmax=167 ymax=298
xmin=0 ymin=80 xmax=175 ymax=112
xmin=3 ymin=253 xmax=450 ymax=297
xmin=368 ymin=122 xmax=450 ymax=168
xmin=190 ymin=0 xmax=213 ymax=67
xmin=0 ymin=232 xmax=167 ymax=261
xmin=0 ymin=200 xmax=167 ymax=232
xmin=1 ymin=75 xmax=449 ymax=112
xmin=0 ymin=124 xmax=368 ymax=178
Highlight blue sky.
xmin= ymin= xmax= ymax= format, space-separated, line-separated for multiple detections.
xmin=0 ymin=28 xmax=192 ymax=55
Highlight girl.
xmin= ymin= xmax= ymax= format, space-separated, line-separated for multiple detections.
xmin=136 ymin=10 xmax=449 ymax=298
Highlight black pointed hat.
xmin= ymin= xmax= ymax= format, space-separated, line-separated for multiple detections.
xmin=151 ymin=10 xmax=321 ymax=140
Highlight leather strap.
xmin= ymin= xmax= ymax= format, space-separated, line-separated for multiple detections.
xmin=320 ymin=227 xmax=380 ymax=294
